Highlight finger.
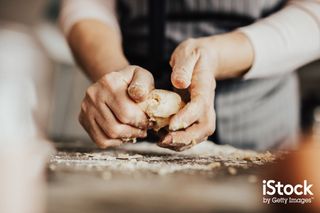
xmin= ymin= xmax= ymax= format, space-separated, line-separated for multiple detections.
xmin=106 ymin=93 xmax=149 ymax=129
xmin=158 ymin=122 xmax=213 ymax=152
xmin=169 ymin=55 xmax=216 ymax=131
xmin=128 ymin=67 xmax=154 ymax=102
xmin=80 ymin=111 xmax=122 ymax=148
xmin=170 ymin=47 xmax=199 ymax=89
xmin=169 ymin=98 xmax=204 ymax=131
xmin=92 ymin=118 xmax=123 ymax=148
xmin=95 ymin=103 xmax=147 ymax=138
xmin=101 ymin=67 xmax=149 ymax=128
xmin=190 ymin=55 xmax=216 ymax=100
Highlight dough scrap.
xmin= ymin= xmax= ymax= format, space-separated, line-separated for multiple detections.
xmin=139 ymin=89 xmax=185 ymax=131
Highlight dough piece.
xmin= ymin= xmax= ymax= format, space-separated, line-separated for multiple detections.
xmin=139 ymin=89 xmax=185 ymax=131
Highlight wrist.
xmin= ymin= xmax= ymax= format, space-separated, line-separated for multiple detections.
xmin=208 ymin=31 xmax=254 ymax=79
xmin=95 ymin=53 xmax=129 ymax=78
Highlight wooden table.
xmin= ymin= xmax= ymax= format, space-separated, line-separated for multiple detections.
xmin=47 ymin=141 xmax=277 ymax=213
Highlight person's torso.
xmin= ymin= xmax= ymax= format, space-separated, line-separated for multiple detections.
xmin=116 ymin=0 xmax=299 ymax=150
xmin=117 ymin=0 xmax=285 ymax=64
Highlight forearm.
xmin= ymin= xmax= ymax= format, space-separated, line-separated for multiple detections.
xmin=68 ymin=19 xmax=129 ymax=82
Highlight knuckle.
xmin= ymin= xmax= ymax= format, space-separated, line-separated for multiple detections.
xmin=101 ymin=72 xmax=119 ymax=91
xmin=184 ymin=38 xmax=195 ymax=45
xmin=169 ymin=56 xmax=175 ymax=66
xmin=197 ymin=47 xmax=211 ymax=59
xmin=135 ymin=67 xmax=154 ymax=82
xmin=144 ymin=69 xmax=154 ymax=80
xmin=132 ymin=65 xmax=141 ymax=73
xmin=119 ymin=106 xmax=136 ymax=124
xmin=80 ymin=102 xmax=87 ymax=112
xmin=102 ymin=72 xmax=115 ymax=85
xmin=85 ymin=85 xmax=96 ymax=101
xmin=130 ymin=64 xmax=138 ymax=69
xmin=180 ymin=38 xmax=196 ymax=51
xmin=109 ymin=75 xmax=125 ymax=94
xmin=193 ymin=47 xmax=202 ymax=55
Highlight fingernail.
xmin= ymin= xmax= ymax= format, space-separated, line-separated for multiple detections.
xmin=169 ymin=120 xmax=187 ymax=131
xmin=173 ymin=76 xmax=190 ymax=88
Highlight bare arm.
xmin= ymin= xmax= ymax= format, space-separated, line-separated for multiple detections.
xmin=68 ymin=19 xmax=128 ymax=82
xmin=60 ymin=1 xmax=154 ymax=148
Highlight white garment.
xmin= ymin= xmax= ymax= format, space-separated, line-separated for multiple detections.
xmin=0 ymin=24 xmax=50 ymax=144
xmin=0 ymin=24 xmax=55 ymax=213
xmin=59 ymin=0 xmax=320 ymax=78
xmin=240 ymin=0 xmax=320 ymax=78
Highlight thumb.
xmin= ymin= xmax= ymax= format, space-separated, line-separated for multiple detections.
xmin=170 ymin=49 xmax=199 ymax=89
xmin=128 ymin=66 xmax=154 ymax=102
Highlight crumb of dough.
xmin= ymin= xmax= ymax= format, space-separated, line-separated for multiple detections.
xmin=228 ymin=167 xmax=237 ymax=175
xmin=121 ymin=138 xmax=137 ymax=144
xmin=191 ymin=139 xmax=197 ymax=146
xmin=117 ymin=153 xmax=130 ymax=159
xmin=130 ymin=154 xmax=143 ymax=159
xmin=116 ymin=153 xmax=143 ymax=160
xmin=207 ymin=162 xmax=221 ymax=169
xmin=234 ymin=150 xmax=276 ymax=163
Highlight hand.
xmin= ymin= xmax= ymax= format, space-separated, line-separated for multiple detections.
xmin=158 ymin=37 xmax=217 ymax=151
xmin=79 ymin=65 xmax=154 ymax=148
xmin=159 ymin=32 xmax=254 ymax=151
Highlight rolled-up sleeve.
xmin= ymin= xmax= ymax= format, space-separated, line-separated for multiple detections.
xmin=59 ymin=0 xmax=119 ymax=36
xmin=239 ymin=0 xmax=320 ymax=79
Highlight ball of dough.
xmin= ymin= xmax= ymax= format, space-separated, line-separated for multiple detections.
xmin=138 ymin=89 xmax=184 ymax=131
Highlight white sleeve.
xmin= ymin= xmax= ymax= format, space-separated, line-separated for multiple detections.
xmin=239 ymin=0 xmax=320 ymax=79
xmin=59 ymin=0 xmax=119 ymax=36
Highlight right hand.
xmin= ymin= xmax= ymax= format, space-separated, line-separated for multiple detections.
xmin=79 ymin=65 xmax=154 ymax=148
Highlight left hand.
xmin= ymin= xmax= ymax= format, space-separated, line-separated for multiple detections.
xmin=158 ymin=37 xmax=218 ymax=151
